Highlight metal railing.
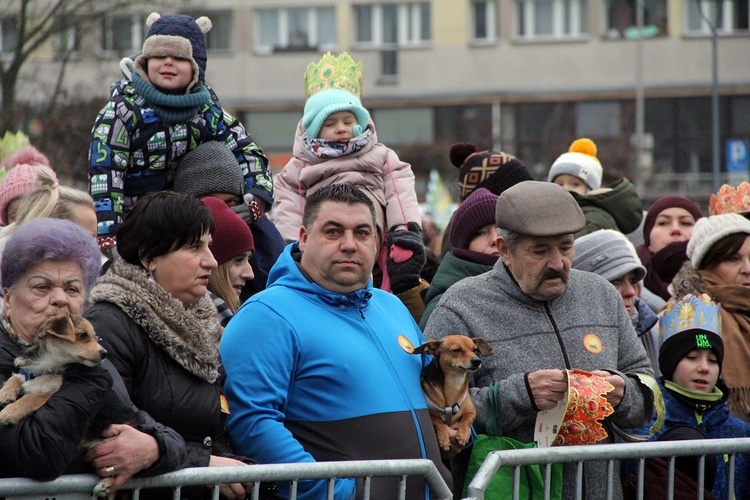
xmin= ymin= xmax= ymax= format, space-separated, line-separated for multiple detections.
xmin=0 ymin=459 xmax=453 ymax=500
xmin=463 ymin=437 xmax=750 ymax=500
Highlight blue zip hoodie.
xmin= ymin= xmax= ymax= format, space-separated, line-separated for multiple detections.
xmin=220 ymin=243 xmax=451 ymax=499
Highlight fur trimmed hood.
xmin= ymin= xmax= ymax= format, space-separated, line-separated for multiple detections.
xmin=669 ymin=261 xmax=710 ymax=300
xmin=89 ymin=259 xmax=220 ymax=383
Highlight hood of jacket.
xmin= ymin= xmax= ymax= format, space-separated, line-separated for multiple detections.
xmin=574 ymin=178 xmax=643 ymax=234
xmin=88 ymin=259 xmax=221 ymax=383
xmin=266 ymin=242 xmax=375 ymax=311
xmin=423 ymin=252 xmax=493 ymax=304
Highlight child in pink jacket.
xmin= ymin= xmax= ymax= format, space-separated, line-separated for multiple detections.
xmin=273 ymin=52 xmax=423 ymax=293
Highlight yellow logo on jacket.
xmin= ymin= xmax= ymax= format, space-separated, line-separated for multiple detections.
xmin=398 ymin=335 xmax=414 ymax=353
xmin=583 ymin=333 xmax=603 ymax=354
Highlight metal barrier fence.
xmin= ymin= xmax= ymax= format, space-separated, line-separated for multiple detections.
xmin=0 ymin=459 xmax=452 ymax=500
xmin=463 ymin=437 xmax=750 ymax=500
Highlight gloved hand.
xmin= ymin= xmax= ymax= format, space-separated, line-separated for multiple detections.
xmin=231 ymin=194 xmax=265 ymax=225
xmin=386 ymin=222 xmax=426 ymax=294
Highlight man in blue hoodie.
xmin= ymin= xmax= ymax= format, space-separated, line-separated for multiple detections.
xmin=220 ymin=184 xmax=451 ymax=499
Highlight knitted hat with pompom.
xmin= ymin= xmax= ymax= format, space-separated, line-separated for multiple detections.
xmin=450 ymin=143 xmax=533 ymax=202
xmin=0 ymin=146 xmax=58 ymax=226
xmin=547 ymin=138 xmax=603 ymax=191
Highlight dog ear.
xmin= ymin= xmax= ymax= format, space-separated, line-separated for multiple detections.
xmin=45 ymin=314 xmax=74 ymax=339
xmin=473 ymin=338 xmax=494 ymax=357
xmin=412 ymin=339 xmax=441 ymax=355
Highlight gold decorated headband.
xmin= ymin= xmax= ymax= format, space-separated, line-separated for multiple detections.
xmin=304 ymin=52 xmax=364 ymax=100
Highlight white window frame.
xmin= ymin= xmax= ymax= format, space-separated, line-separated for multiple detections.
xmin=601 ymin=0 xmax=667 ymax=39
xmin=353 ymin=2 xmax=431 ymax=49
xmin=55 ymin=24 xmax=80 ymax=59
xmin=686 ymin=0 xmax=749 ymax=35
xmin=254 ymin=7 xmax=336 ymax=55
xmin=516 ymin=0 xmax=588 ymax=41
xmin=101 ymin=14 xmax=145 ymax=57
xmin=184 ymin=10 xmax=232 ymax=52
xmin=471 ymin=0 xmax=499 ymax=44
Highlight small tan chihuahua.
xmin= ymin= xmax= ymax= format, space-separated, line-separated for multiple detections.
xmin=412 ymin=335 xmax=493 ymax=451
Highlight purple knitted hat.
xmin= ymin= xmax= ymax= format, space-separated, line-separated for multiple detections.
xmin=450 ymin=188 xmax=499 ymax=250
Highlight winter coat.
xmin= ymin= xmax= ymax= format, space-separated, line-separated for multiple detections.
xmin=633 ymin=297 xmax=660 ymax=375
xmin=418 ymin=251 xmax=493 ymax=330
xmin=572 ymin=178 xmax=644 ymax=238
xmin=85 ymin=259 xmax=236 ymax=469
xmin=633 ymin=379 xmax=750 ymax=499
xmin=88 ymin=60 xmax=273 ymax=236
xmin=273 ymin=121 xmax=420 ymax=242
xmin=0 ymin=323 xmax=187 ymax=480
xmin=423 ymin=260 xmax=657 ymax=500
xmin=637 ymin=240 xmax=690 ymax=301
xmin=220 ymin=243 xmax=452 ymax=500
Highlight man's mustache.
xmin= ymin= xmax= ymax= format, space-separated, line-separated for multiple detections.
xmin=539 ymin=269 xmax=568 ymax=282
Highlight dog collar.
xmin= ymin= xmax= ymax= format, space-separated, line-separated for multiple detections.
xmin=18 ymin=367 xmax=36 ymax=382
xmin=424 ymin=390 xmax=468 ymax=425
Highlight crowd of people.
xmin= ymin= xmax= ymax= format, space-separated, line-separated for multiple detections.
xmin=0 ymin=11 xmax=749 ymax=500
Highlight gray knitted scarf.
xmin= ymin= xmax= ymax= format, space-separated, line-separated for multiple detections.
xmin=88 ymin=259 xmax=221 ymax=383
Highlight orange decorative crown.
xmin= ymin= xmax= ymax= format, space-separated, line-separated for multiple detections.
xmin=709 ymin=181 xmax=750 ymax=215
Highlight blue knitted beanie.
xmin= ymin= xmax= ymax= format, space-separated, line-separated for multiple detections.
xmin=302 ymin=89 xmax=371 ymax=139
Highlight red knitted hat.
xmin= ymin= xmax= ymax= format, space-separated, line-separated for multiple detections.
xmin=201 ymin=197 xmax=254 ymax=265
xmin=643 ymin=196 xmax=702 ymax=248
xmin=0 ymin=146 xmax=58 ymax=225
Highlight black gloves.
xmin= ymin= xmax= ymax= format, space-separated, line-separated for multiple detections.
xmin=386 ymin=222 xmax=426 ymax=294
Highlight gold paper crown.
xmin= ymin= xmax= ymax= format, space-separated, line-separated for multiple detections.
xmin=304 ymin=52 xmax=364 ymax=100
xmin=658 ymin=293 xmax=721 ymax=346
xmin=709 ymin=182 xmax=750 ymax=215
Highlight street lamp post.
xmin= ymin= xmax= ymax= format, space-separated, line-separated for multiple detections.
xmin=698 ymin=0 xmax=722 ymax=192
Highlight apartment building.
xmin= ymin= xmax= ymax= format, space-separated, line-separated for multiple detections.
xmin=4 ymin=0 xmax=750 ymax=202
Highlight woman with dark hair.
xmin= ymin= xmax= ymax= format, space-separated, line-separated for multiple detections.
xmin=84 ymin=191 xmax=252 ymax=499
xmin=0 ymin=218 xmax=186 ymax=485
xmin=636 ymin=196 xmax=702 ymax=301
xmin=671 ymin=213 xmax=750 ymax=422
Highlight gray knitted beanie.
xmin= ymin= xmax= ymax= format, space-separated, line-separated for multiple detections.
xmin=173 ymin=141 xmax=244 ymax=198
xmin=573 ymin=229 xmax=646 ymax=283
xmin=687 ymin=213 xmax=750 ymax=269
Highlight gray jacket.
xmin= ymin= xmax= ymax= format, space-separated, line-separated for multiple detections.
xmin=423 ymin=261 xmax=656 ymax=499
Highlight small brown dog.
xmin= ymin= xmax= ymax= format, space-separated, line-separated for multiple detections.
xmin=0 ymin=313 xmax=137 ymax=498
xmin=412 ymin=335 xmax=493 ymax=451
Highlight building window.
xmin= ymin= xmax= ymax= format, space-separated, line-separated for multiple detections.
xmin=576 ymin=101 xmax=621 ymax=138
xmin=101 ymin=14 xmax=145 ymax=55
xmin=56 ymin=25 xmax=80 ymax=58
xmin=1 ymin=17 xmax=18 ymax=55
xmin=516 ymin=0 xmax=588 ymax=40
xmin=472 ymin=0 xmax=499 ymax=42
xmin=603 ymin=0 xmax=667 ymax=39
xmin=184 ymin=10 xmax=232 ymax=51
xmin=354 ymin=2 xmax=431 ymax=48
xmin=687 ymin=0 xmax=749 ymax=34
xmin=255 ymin=7 xmax=336 ymax=54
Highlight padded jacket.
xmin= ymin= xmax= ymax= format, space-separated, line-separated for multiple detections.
xmin=0 ymin=324 xmax=187 ymax=480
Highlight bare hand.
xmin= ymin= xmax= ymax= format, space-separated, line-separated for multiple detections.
xmin=438 ymin=422 xmax=465 ymax=460
xmin=208 ymin=455 xmax=253 ymax=499
xmin=527 ymin=369 xmax=568 ymax=410
xmin=85 ymin=424 xmax=159 ymax=492
xmin=591 ymin=370 xmax=625 ymax=408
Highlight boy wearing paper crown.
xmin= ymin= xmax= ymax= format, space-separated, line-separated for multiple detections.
xmin=274 ymin=52 xmax=424 ymax=296
xmin=88 ymin=12 xmax=273 ymax=254
xmin=630 ymin=294 xmax=750 ymax=499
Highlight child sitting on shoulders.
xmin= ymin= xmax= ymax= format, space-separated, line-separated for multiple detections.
xmin=548 ymin=137 xmax=642 ymax=238
xmin=273 ymin=52 xmax=423 ymax=293
xmin=88 ymin=12 xmax=273 ymax=253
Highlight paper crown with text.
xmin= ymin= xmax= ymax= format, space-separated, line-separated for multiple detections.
xmin=304 ymin=52 xmax=364 ymax=100
xmin=709 ymin=181 xmax=750 ymax=216
xmin=658 ymin=293 xmax=721 ymax=346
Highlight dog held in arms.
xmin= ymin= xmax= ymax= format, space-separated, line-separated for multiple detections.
xmin=412 ymin=335 xmax=493 ymax=451
xmin=0 ymin=313 xmax=140 ymax=498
